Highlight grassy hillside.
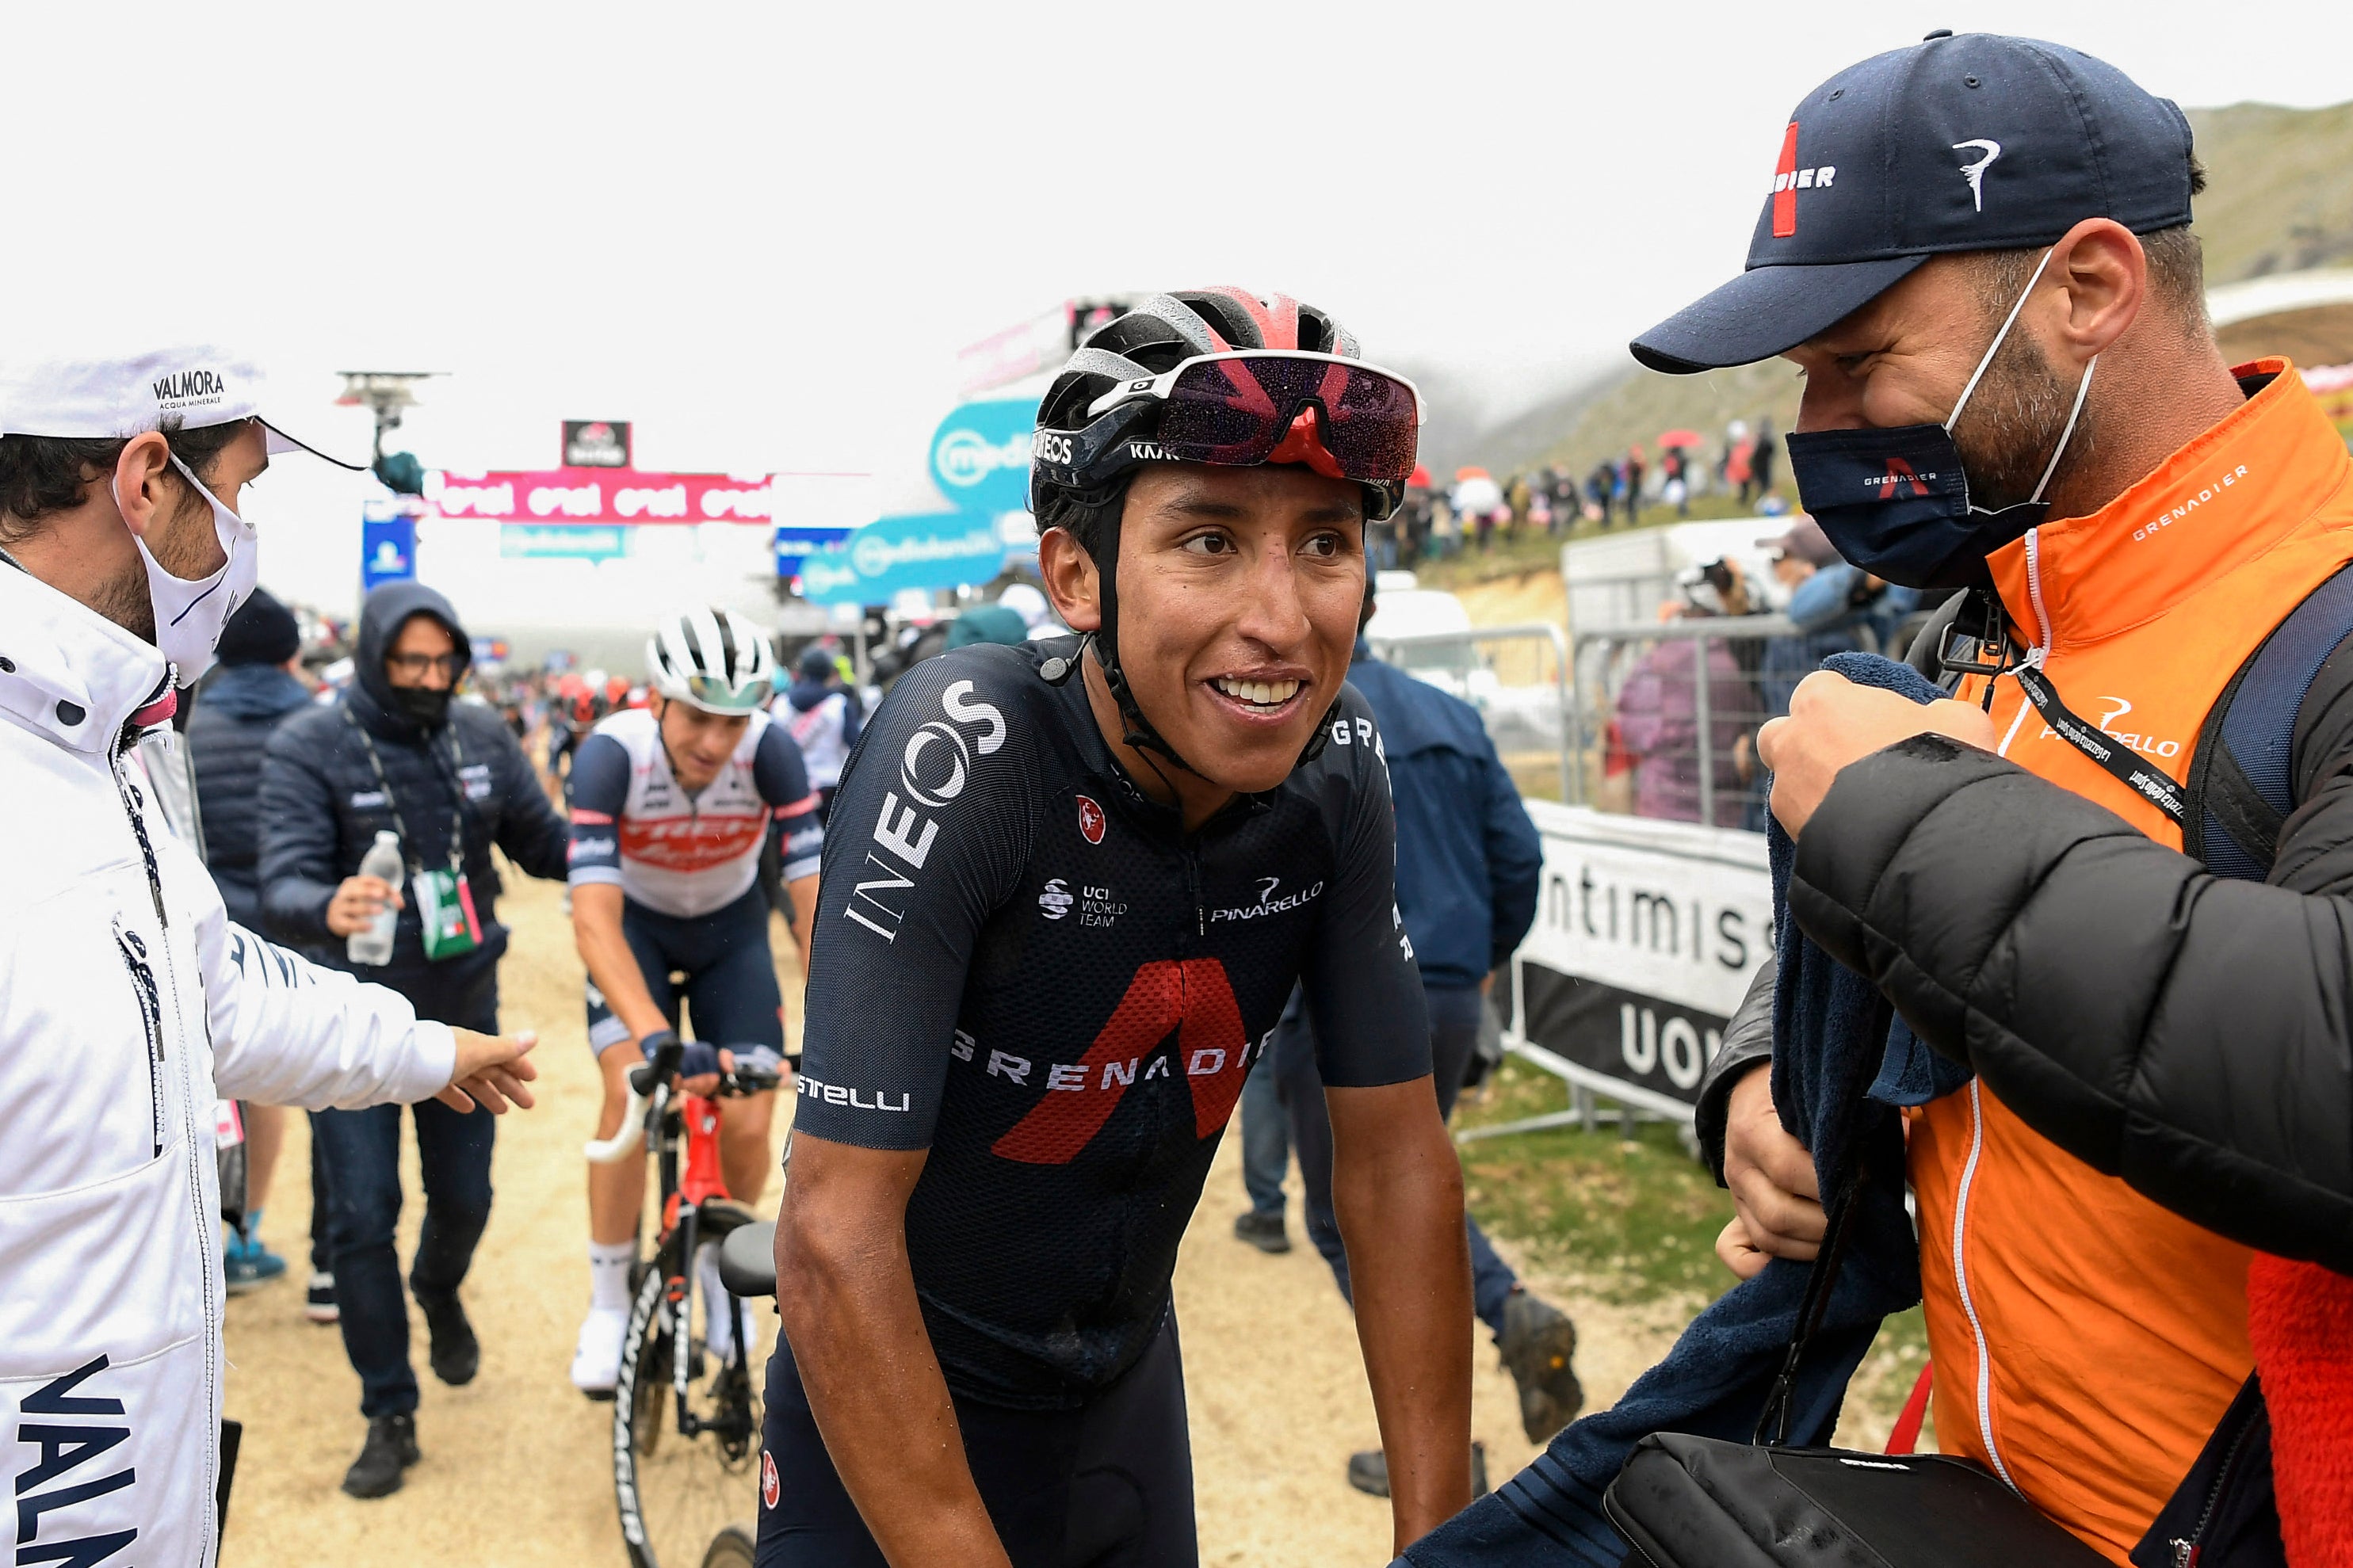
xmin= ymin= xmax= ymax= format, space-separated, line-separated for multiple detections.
xmin=1487 ymin=99 xmax=2353 ymax=479
xmin=2186 ymin=101 xmax=2353 ymax=282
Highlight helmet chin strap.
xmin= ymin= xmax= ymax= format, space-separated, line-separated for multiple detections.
xmin=1055 ymin=512 xmax=1339 ymax=794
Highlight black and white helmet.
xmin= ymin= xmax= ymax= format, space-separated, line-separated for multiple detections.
xmin=647 ymin=607 xmax=775 ymax=715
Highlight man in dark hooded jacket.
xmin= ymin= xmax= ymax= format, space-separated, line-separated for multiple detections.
xmin=258 ymin=580 xmax=569 ymax=1498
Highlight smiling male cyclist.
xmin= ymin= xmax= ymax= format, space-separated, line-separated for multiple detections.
xmin=763 ymin=289 xmax=1473 ymax=1566
xmin=567 ymin=608 xmax=823 ymax=1395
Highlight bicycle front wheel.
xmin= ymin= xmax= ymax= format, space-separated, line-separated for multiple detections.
xmin=613 ymin=1255 xmax=768 ymax=1568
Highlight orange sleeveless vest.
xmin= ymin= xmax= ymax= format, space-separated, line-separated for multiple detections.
xmin=1911 ymin=361 xmax=2353 ymax=1562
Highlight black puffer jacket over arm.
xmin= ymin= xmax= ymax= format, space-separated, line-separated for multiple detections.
xmin=1787 ymin=713 xmax=2353 ymax=1273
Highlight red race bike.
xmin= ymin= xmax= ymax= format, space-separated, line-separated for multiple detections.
xmin=585 ymin=1035 xmax=782 ymax=1568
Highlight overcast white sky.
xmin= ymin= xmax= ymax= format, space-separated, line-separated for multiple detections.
xmin=9 ymin=0 xmax=2347 ymax=613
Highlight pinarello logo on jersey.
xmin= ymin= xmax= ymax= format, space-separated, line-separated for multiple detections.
xmin=762 ymin=1451 xmax=779 ymax=1509
xmin=1076 ymin=795 xmax=1106 ymax=845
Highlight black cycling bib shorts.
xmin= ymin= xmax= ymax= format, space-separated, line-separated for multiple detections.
xmin=760 ymin=639 xmax=1430 ymax=1564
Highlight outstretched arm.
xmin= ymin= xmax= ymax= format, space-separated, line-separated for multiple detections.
xmin=775 ymin=1134 xmax=1011 ymax=1568
xmin=1329 ymin=1078 xmax=1474 ymax=1551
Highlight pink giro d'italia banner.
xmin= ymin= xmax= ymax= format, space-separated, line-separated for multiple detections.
xmin=424 ymin=468 xmax=776 ymax=525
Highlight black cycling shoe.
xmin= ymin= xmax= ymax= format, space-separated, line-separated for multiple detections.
xmin=1232 ymin=1211 xmax=1291 ymax=1254
xmin=342 ymin=1413 xmax=420 ymax=1499
xmin=417 ymin=1291 xmax=479 ymax=1387
xmin=1497 ymin=1290 xmax=1583 ymax=1444
xmin=1346 ymin=1442 xmax=1488 ymax=1499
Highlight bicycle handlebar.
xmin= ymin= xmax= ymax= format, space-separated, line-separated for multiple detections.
xmin=582 ymin=1039 xmax=784 ymax=1165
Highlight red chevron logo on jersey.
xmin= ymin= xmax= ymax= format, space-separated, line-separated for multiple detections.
xmin=991 ymin=958 xmax=1251 ymax=1164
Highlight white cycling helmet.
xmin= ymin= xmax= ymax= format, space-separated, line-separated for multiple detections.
xmin=647 ymin=607 xmax=775 ymax=715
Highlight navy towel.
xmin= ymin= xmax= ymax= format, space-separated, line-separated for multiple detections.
xmin=1400 ymin=651 xmax=1971 ymax=1567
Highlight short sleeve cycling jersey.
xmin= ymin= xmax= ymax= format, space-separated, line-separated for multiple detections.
xmin=567 ymin=707 xmax=823 ymax=920
xmin=795 ymin=638 xmax=1429 ymax=1410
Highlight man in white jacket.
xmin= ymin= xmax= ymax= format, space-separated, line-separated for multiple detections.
xmin=0 ymin=346 xmax=539 ymax=1568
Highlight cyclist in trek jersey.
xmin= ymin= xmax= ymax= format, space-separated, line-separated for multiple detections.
xmin=764 ymin=290 xmax=1474 ymax=1567
xmin=567 ymin=608 xmax=824 ymax=1395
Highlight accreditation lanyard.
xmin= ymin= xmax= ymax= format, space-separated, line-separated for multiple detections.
xmin=343 ymin=707 xmax=470 ymax=876
xmin=2010 ymin=659 xmax=2187 ymax=827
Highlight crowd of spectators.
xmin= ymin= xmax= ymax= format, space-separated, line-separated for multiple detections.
xmin=1377 ymin=416 xmax=1789 ymax=568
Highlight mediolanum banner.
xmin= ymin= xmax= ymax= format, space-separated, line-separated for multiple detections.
xmin=1507 ymin=803 xmax=1773 ymax=1116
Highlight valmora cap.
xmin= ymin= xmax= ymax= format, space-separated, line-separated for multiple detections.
xmin=1630 ymin=32 xmax=2197 ymax=375
xmin=0 ymin=344 xmax=365 ymax=468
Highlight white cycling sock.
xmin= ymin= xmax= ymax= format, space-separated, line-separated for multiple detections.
xmin=590 ymin=1239 xmax=636 ymax=1314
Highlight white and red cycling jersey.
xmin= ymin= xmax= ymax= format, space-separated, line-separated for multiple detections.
xmin=567 ymin=707 xmax=823 ymax=919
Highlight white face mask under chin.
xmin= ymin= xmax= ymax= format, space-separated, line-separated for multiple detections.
xmin=118 ymin=454 xmax=258 ymax=684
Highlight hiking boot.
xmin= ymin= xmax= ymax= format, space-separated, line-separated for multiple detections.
xmin=1346 ymin=1443 xmax=1488 ymax=1499
xmin=341 ymin=1413 xmax=419 ymax=1499
xmin=1498 ymin=1290 xmax=1583 ymax=1444
xmin=416 ymin=1292 xmax=479 ymax=1387
xmin=304 ymin=1271 xmax=339 ymax=1324
xmin=1232 ymin=1210 xmax=1291 ymax=1254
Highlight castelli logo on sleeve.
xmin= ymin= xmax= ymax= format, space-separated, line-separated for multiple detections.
xmin=1076 ymin=795 xmax=1106 ymax=845
xmin=762 ymin=1451 xmax=780 ymax=1509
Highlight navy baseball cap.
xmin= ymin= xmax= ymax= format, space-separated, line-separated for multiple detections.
xmin=1631 ymin=32 xmax=2197 ymax=375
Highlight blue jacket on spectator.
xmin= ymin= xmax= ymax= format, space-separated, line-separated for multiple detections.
xmin=1346 ymin=641 xmax=1543 ymax=989
xmin=188 ymin=662 xmax=315 ymax=929
xmin=1786 ymin=563 xmax=1921 ymax=650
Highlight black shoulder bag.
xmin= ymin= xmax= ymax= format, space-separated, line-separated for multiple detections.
xmin=1602 ymin=999 xmax=2111 ymax=1566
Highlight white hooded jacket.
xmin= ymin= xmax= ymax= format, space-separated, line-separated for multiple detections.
xmin=0 ymin=560 xmax=458 ymax=1567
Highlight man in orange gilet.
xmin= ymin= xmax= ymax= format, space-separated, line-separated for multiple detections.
xmin=1634 ymin=32 xmax=2353 ymax=1566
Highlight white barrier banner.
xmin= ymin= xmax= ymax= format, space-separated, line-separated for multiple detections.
xmin=1508 ymin=803 xmax=1774 ymax=1108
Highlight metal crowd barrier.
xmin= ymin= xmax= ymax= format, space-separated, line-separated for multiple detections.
xmin=1364 ymin=623 xmax=1572 ymax=802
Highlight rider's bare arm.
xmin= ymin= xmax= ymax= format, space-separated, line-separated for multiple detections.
xmin=1328 ymin=1077 xmax=1475 ymax=1551
xmin=571 ymin=882 xmax=673 ymax=1048
xmin=782 ymin=871 xmax=817 ymax=985
xmin=774 ymin=1131 xmax=1013 ymax=1568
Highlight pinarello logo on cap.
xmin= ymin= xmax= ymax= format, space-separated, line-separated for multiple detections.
xmin=1767 ymin=123 xmax=1837 ymax=238
xmin=1077 ymin=795 xmax=1106 ymax=845
xmin=762 ymin=1450 xmax=780 ymax=1509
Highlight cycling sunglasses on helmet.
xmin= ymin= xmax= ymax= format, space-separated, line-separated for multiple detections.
xmin=678 ymin=672 xmax=770 ymax=713
xmin=1082 ymin=351 xmax=1423 ymax=484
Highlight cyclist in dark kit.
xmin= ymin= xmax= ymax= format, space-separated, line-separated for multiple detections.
xmin=762 ymin=289 xmax=1476 ymax=1566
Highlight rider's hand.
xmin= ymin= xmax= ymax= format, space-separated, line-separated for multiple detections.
xmin=325 ymin=875 xmax=403 ymax=937
xmin=1720 ymin=1063 xmax=1824 ymax=1270
xmin=642 ymin=1032 xmax=734 ymax=1097
xmin=674 ymin=1040 xmax=734 ymax=1097
xmin=438 ymin=1029 xmax=539 ymax=1114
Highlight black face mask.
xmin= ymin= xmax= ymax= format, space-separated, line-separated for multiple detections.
xmin=391 ymin=685 xmax=453 ymax=729
xmin=1783 ymin=249 xmax=2095 ymax=592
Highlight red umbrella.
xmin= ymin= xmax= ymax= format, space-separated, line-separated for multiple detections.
xmin=1408 ymin=465 xmax=1432 ymax=489
xmin=1657 ymin=429 xmax=1702 ymax=448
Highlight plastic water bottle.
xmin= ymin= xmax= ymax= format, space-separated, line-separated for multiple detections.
xmin=347 ymin=831 xmax=404 ymax=967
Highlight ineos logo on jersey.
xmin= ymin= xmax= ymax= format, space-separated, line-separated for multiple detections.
xmin=1039 ymin=878 xmax=1074 ymax=920
xmin=900 ymin=723 xmax=972 ymax=807
xmin=845 ymin=678 xmax=1010 ymax=943
xmin=1952 ymin=138 xmax=2001 ymax=212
